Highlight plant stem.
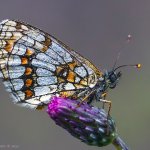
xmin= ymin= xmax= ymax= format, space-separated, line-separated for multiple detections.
xmin=112 ymin=136 xmax=129 ymax=150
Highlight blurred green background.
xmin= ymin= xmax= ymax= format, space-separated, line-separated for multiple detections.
xmin=0 ymin=0 xmax=149 ymax=150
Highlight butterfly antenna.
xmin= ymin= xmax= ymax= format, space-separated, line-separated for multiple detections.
xmin=112 ymin=50 xmax=121 ymax=71
xmin=114 ymin=63 xmax=141 ymax=72
xmin=112 ymin=34 xmax=132 ymax=71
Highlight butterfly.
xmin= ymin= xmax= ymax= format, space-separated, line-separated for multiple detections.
xmin=0 ymin=19 xmax=141 ymax=111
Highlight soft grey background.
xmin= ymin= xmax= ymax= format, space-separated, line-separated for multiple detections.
xmin=0 ymin=0 xmax=149 ymax=150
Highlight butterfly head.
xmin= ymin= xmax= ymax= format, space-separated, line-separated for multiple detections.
xmin=102 ymin=63 xmax=141 ymax=90
xmin=104 ymin=70 xmax=122 ymax=89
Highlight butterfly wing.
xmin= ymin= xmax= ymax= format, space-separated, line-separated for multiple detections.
xmin=0 ymin=19 xmax=102 ymax=109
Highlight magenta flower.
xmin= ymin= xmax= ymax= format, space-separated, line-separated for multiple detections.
xmin=47 ymin=96 xmax=129 ymax=149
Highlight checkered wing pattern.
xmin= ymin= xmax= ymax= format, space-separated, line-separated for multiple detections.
xmin=0 ymin=19 xmax=102 ymax=109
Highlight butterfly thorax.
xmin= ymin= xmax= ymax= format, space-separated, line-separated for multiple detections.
xmin=94 ymin=70 xmax=122 ymax=100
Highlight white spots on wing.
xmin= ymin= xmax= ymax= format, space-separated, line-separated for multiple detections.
xmin=11 ymin=79 xmax=24 ymax=90
xmin=26 ymin=98 xmax=41 ymax=105
xmin=2 ymin=60 xmax=8 ymax=67
xmin=64 ymin=53 xmax=73 ymax=63
xmin=21 ymin=25 xmax=28 ymax=31
xmin=20 ymin=36 xmax=34 ymax=47
xmin=35 ymin=86 xmax=48 ymax=95
xmin=36 ymin=53 xmax=59 ymax=65
xmin=36 ymin=34 xmax=45 ymax=42
xmin=27 ymin=37 xmax=34 ymax=46
xmin=58 ymin=83 xmax=64 ymax=90
xmin=13 ymin=32 xmax=22 ymax=39
xmin=34 ymin=85 xmax=56 ymax=96
xmin=46 ymin=48 xmax=64 ymax=64
xmin=75 ymin=66 xmax=87 ymax=77
xmin=0 ymin=58 xmax=7 ymax=65
xmin=6 ymin=32 xmax=13 ymax=37
xmin=80 ymin=64 xmax=97 ymax=88
xmin=88 ymin=74 xmax=97 ymax=88
xmin=40 ymin=95 xmax=51 ymax=103
xmin=16 ymin=91 xmax=25 ymax=100
xmin=0 ymin=71 xmax=3 ymax=78
xmin=1 ymin=69 xmax=9 ymax=79
xmin=46 ymin=48 xmax=57 ymax=58
xmin=64 ymin=83 xmax=75 ymax=90
xmin=1 ymin=25 xmax=8 ymax=31
xmin=25 ymin=30 xmax=45 ymax=41
xmin=75 ymin=77 xmax=80 ymax=83
xmin=63 ymin=71 xmax=67 ymax=76
xmin=36 ymin=68 xmax=53 ymax=76
xmin=32 ymin=59 xmax=56 ymax=71
xmin=34 ymin=41 xmax=44 ymax=50
xmin=2 ymin=25 xmax=16 ymax=32
xmin=12 ymin=44 xmax=26 ymax=55
xmin=5 ymin=20 xmax=16 ymax=26
xmin=8 ymin=26 xmax=17 ymax=31
xmin=25 ymin=30 xmax=39 ymax=38
xmin=8 ymin=55 xmax=21 ymax=66
xmin=3 ymin=81 xmax=12 ymax=91
xmin=0 ymin=32 xmax=6 ymax=38
xmin=51 ymin=42 xmax=72 ymax=63
xmin=0 ymin=19 xmax=9 ymax=25
xmin=37 ymin=76 xmax=57 ymax=85
xmin=0 ymin=40 xmax=6 ymax=48
xmin=10 ymin=93 xmax=20 ymax=103
xmin=49 ymin=85 xmax=57 ymax=92
xmin=83 ymin=64 xmax=94 ymax=75
xmin=0 ymin=54 xmax=7 ymax=64
xmin=0 ymin=49 xmax=7 ymax=55
xmin=8 ymin=66 xmax=25 ymax=79
xmin=0 ymin=32 xmax=12 ymax=38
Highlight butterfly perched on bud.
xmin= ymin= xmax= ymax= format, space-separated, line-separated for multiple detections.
xmin=0 ymin=19 xmax=141 ymax=112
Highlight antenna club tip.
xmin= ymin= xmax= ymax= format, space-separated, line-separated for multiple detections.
xmin=136 ymin=64 xmax=141 ymax=69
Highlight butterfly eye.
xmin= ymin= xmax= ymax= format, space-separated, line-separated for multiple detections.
xmin=109 ymin=73 xmax=117 ymax=83
xmin=109 ymin=83 xmax=116 ymax=89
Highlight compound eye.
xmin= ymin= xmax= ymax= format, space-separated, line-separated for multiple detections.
xmin=110 ymin=73 xmax=117 ymax=83
xmin=110 ymin=83 xmax=116 ymax=89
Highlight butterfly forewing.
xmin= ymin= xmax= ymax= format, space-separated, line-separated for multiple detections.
xmin=0 ymin=19 xmax=102 ymax=109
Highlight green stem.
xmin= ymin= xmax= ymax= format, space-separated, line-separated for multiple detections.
xmin=112 ymin=136 xmax=129 ymax=150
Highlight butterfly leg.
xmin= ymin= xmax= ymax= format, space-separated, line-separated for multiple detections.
xmin=76 ymin=89 xmax=96 ymax=107
xmin=101 ymin=92 xmax=107 ymax=109
xmin=99 ymin=99 xmax=112 ymax=134
xmin=99 ymin=99 xmax=112 ymax=118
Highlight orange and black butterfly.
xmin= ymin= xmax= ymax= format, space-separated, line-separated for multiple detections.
xmin=0 ymin=19 xmax=141 ymax=110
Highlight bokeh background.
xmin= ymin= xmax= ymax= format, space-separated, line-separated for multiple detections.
xmin=0 ymin=0 xmax=149 ymax=150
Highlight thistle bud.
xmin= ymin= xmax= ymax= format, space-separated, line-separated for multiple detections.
xmin=47 ymin=96 xmax=129 ymax=149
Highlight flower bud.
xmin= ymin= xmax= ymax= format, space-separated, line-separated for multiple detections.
xmin=47 ymin=96 xmax=129 ymax=149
